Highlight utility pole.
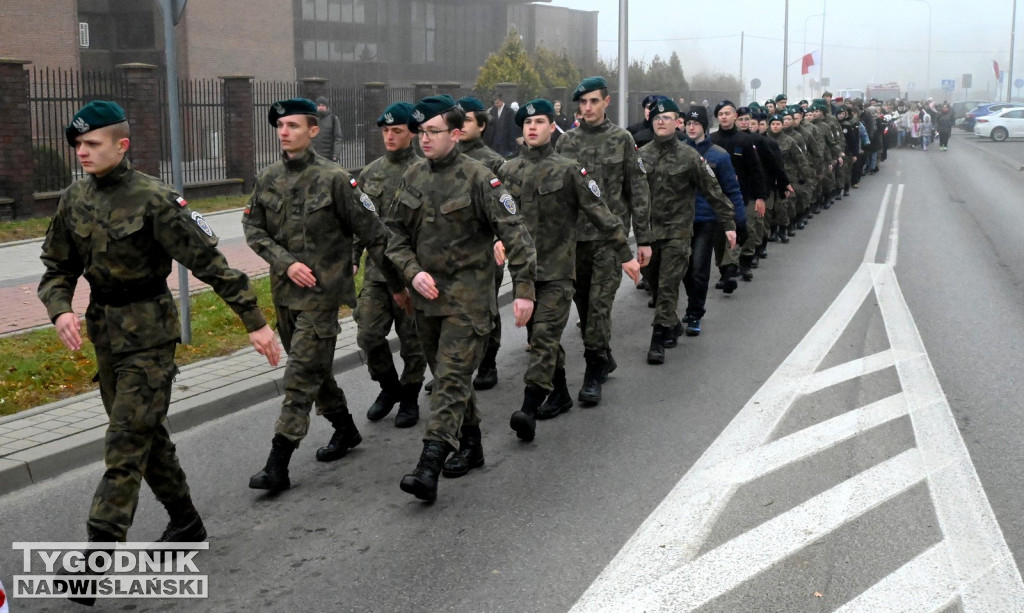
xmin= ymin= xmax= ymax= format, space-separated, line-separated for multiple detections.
xmin=783 ymin=0 xmax=790 ymax=94
xmin=617 ymin=0 xmax=628 ymax=127
xmin=819 ymin=0 xmax=827 ymax=91
xmin=1010 ymin=0 xmax=1018 ymax=102
xmin=739 ymin=31 xmax=744 ymax=99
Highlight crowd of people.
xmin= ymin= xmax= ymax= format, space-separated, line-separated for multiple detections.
xmin=40 ymin=76 xmax=914 ymax=589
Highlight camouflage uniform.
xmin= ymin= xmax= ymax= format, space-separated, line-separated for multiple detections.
xmin=554 ymin=117 xmax=652 ymax=354
xmin=354 ymin=145 xmax=426 ymax=386
xmin=38 ymin=158 xmax=267 ymax=541
xmin=767 ymin=129 xmax=812 ymax=228
xmin=640 ymin=135 xmax=735 ymax=327
xmin=385 ymin=147 xmax=536 ymax=449
xmin=244 ymin=148 xmax=404 ymax=444
xmin=502 ymin=141 xmax=631 ymax=391
xmin=458 ymin=138 xmax=507 ymax=376
xmin=790 ymin=122 xmax=817 ymax=218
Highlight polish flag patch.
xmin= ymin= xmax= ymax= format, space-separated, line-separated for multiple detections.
xmin=349 ymin=178 xmax=359 ymax=188
xmin=176 ymin=196 xmax=188 ymax=207
xmin=490 ymin=177 xmax=502 ymax=188
xmin=580 ymin=167 xmax=588 ymax=176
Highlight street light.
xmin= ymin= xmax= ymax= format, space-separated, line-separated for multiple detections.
xmin=909 ymin=0 xmax=931 ymax=98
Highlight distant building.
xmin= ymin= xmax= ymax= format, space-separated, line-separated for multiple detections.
xmin=2 ymin=0 xmax=597 ymax=87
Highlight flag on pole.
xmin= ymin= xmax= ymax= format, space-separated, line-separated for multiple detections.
xmin=994 ymin=60 xmax=1001 ymax=80
xmin=801 ymin=50 xmax=820 ymax=75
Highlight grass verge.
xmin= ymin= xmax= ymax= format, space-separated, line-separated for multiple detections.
xmin=0 ymin=270 xmax=362 ymax=417
xmin=0 ymin=194 xmax=249 ymax=244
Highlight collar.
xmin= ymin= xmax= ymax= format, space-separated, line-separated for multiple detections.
xmin=281 ymin=147 xmax=316 ymax=171
xmin=91 ymin=157 xmax=132 ymax=189
xmin=580 ymin=116 xmax=610 ymax=132
xmin=386 ymin=146 xmax=417 ymax=163
xmin=654 ymin=133 xmax=678 ymax=148
xmin=522 ymin=141 xmax=554 ymax=160
xmin=427 ymin=146 xmax=460 ymax=171
xmin=459 ymin=138 xmax=485 ymax=154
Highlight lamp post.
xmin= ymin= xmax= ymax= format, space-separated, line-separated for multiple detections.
xmin=909 ymin=0 xmax=931 ymax=98
xmin=617 ymin=0 xmax=628 ymax=126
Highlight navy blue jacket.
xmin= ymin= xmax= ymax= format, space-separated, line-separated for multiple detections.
xmin=684 ymin=135 xmax=746 ymax=226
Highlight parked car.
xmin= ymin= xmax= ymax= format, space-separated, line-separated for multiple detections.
xmin=953 ymin=100 xmax=990 ymax=121
xmin=974 ymin=106 xmax=1024 ymax=141
xmin=961 ymin=102 xmax=1024 ymax=131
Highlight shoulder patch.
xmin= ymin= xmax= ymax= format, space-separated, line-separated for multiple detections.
xmin=190 ymin=211 xmax=214 ymax=237
xmin=349 ymin=178 xmax=359 ymax=189
xmin=587 ymin=179 xmax=602 ymax=198
xmin=490 ymin=177 xmax=502 ymax=188
xmin=637 ymin=158 xmax=647 ymax=174
xmin=360 ymin=192 xmax=376 ymax=212
xmin=499 ymin=193 xmax=517 ymax=215
xmin=175 ymin=196 xmax=188 ymax=208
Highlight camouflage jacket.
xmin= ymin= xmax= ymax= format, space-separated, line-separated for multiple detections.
xmin=355 ymin=146 xmax=420 ymax=285
xmin=640 ymin=134 xmax=735 ymax=240
xmin=795 ymin=123 xmax=824 ymax=170
xmin=38 ymin=158 xmax=266 ymax=354
xmin=385 ymin=147 xmax=536 ymax=317
xmin=554 ymin=116 xmax=652 ymax=245
xmin=813 ymin=116 xmax=843 ymax=161
xmin=243 ymin=148 xmax=404 ymax=310
xmin=768 ymin=130 xmax=814 ymax=185
xmin=501 ymin=142 xmax=632 ymax=282
xmin=458 ymin=138 xmax=506 ymax=175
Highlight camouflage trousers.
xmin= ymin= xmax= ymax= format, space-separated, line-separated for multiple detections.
xmin=741 ymin=199 xmax=765 ymax=258
xmin=575 ymin=240 xmax=622 ymax=353
xmin=770 ymin=192 xmax=791 ymax=228
xmin=839 ymin=157 xmax=852 ymax=189
xmin=818 ymin=166 xmax=835 ymax=201
xmin=524 ymin=280 xmax=575 ymax=391
xmin=795 ymin=182 xmax=813 ymax=216
xmin=714 ymin=226 xmax=741 ymax=269
xmin=481 ymin=261 xmax=505 ymax=357
xmin=274 ymin=306 xmax=349 ymax=445
xmin=415 ymin=310 xmax=491 ymax=449
xmin=354 ymin=280 xmax=426 ymax=384
xmin=650 ymin=238 xmax=692 ymax=327
xmin=90 ymin=341 xmax=187 ymax=541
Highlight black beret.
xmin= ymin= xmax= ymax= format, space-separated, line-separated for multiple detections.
xmin=714 ymin=100 xmax=737 ymax=116
xmin=752 ymin=111 xmax=768 ymax=122
xmin=736 ymin=106 xmax=752 ymax=117
xmin=377 ymin=102 xmax=414 ymax=127
xmin=456 ymin=97 xmax=486 ymax=113
xmin=648 ymin=97 xmax=681 ymax=116
xmin=65 ymin=100 xmax=127 ymax=146
xmin=572 ymin=76 xmax=607 ymax=101
xmin=514 ymin=98 xmax=555 ymax=127
xmin=685 ymin=105 xmax=709 ymax=131
xmin=641 ymin=94 xmax=659 ymax=108
xmin=775 ymin=94 xmax=788 ymax=102
xmin=268 ymin=98 xmax=318 ymax=126
xmin=409 ymin=94 xmax=457 ymax=131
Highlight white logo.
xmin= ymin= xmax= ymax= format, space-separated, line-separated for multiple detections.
xmin=73 ymin=117 xmax=89 ymax=133
xmin=190 ymin=211 xmax=214 ymax=237
xmin=588 ymin=179 xmax=602 ymax=198
xmin=383 ymin=112 xmax=394 ymax=124
xmin=637 ymin=158 xmax=647 ymax=174
xmin=657 ymin=103 xmax=665 ymax=113
xmin=273 ymin=102 xmax=285 ymax=115
xmin=360 ymin=193 xmax=376 ymax=212
xmin=500 ymin=193 xmax=517 ymax=215
xmin=412 ymin=110 xmax=425 ymax=122
xmin=526 ymin=104 xmax=535 ymax=115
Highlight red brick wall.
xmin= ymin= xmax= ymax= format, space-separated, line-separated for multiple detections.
xmin=0 ymin=0 xmax=80 ymax=71
xmin=182 ymin=0 xmax=295 ymax=82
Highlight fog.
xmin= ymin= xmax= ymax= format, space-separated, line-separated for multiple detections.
xmin=550 ymin=0 xmax=1022 ymax=102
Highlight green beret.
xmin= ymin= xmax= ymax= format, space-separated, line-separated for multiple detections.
xmin=770 ymin=113 xmax=785 ymax=123
xmin=572 ymin=76 xmax=607 ymax=101
xmin=514 ymin=98 xmax=555 ymax=127
xmin=65 ymin=100 xmax=127 ymax=146
xmin=409 ymin=94 xmax=457 ymax=130
xmin=799 ymin=99 xmax=809 ymax=106
xmin=788 ymin=105 xmax=804 ymax=115
xmin=377 ymin=102 xmax=414 ymax=127
xmin=457 ymin=97 xmax=486 ymax=113
xmin=268 ymin=98 xmax=317 ymax=126
xmin=649 ymin=97 xmax=681 ymax=116
xmin=775 ymin=94 xmax=788 ymax=102
xmin=811 ymin=98 xmax=827 ymax=111
xmin=749 ymin=102 xmax=762 ymax=111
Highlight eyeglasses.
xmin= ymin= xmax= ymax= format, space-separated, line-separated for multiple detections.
xmin=652 ymin=114 xmax=678 ymax=123
xmin=417 ymin=128 xmax=452 ymax=139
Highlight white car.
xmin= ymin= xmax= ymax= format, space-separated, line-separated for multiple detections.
xmin=974 ymin=106 xmax=1024 ymax=141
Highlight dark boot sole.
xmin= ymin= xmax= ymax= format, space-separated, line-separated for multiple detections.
xmin=394 ymin=411 xmax=419 ymax=428
xmin=442 ymin=457 xmax=485 ymax=478
xmin=399 ymin=476 xmax=437 ymax=502
xmin=509 ymin=411 xmax=536 ymax=441
xmin=248 ymin=475 xmax=290 ymax=491
xmin=578 ymin=390 xmax=601 ymax=407
xmin=315 ymin=433 xmax=362 ymax=462
xmin=535 ymin=399 xmax=573 ymax=420
xmin=647 ymin=352 xmax=664 ymax=364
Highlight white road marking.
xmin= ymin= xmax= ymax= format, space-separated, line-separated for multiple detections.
xmin=571 ymin=185 xmax=1024 ymax=612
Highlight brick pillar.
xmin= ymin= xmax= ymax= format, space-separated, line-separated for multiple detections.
xmin=299 ymin=77 xmax=328 ymax=103
xmin=413 ymin=83 xmax=435 ymax=102
xmin=495 ymin=82 xmax=520 ymax=107
xmin=0 ymin=59 xmax=34 ymax=220
xmin=436 ymin=82 xmax=461 ymax=98
xmin=221 ymin=76 xmax=255 ymax=191
xmin=363 ymin=82 xmax=387 ymax=166
xmin=116 ymin=63 xmax=160 ymax=178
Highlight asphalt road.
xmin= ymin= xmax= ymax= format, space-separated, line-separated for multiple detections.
xmin=2 ymin=132 xmax=1023 ymax=611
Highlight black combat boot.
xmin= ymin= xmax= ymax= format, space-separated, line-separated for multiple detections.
xmin=424 ymin=379 xmax=435 ymax=394
xmin=739 ymin=255 xmax=754 ymax=282
xmin=578 ymin=349 xmax=608 ymax=407
xmin=601 ymin=347 xmax=618 ymax=383
xmin=767 ymin=226 xmax=780 ymax=242
xmin=249 ymin=434 xmax=296 ymax=491
xmin=366 ymin=363 xmax=402 ymax=422
xmin=647 ymin=326 xmax=666 ymax=365
xmin=473 ymin=342 xmax=499 ymax=390
xmin=442 ymin=424 xmax=485 ymax=477
xmin=779 ymin=227 xmax=790 ymax=243
xmin=509 ymin=385 xmax=547 ymax=441
xmin=720 ymin=264 xmax=739 ymax=294
xmin=536 ymin=367 xmax=573 ymax=420
xmin=316 ymin=411 xmax=362 ymax=462
xmin=400 ymin=440 xmax=454 ymax=502
xmin=394 ymin=381 xmax=421 ymax=428
xmin=662 ymin=321 xmax=683 ymax=348
xmin=61 ymin=528 xmax=119 ymax=607
xmin=157 ymin=496 xmax=207 ymax=542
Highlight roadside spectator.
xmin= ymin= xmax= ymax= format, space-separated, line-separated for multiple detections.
xmin=312 ymin=97 xmax=343 ymax=163
xmin=936 ymin=102 xmax=955 ymax=151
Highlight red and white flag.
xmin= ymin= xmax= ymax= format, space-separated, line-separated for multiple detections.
xmin=801 ymin=50 xmax=820 ymax=75
xmin=993 ymin=60 xmax=1001 ymax=81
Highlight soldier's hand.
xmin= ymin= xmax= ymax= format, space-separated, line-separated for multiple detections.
xmin=786 ymin=184 xmax=795 ymax=198
xmin=726 ymin=230 xmax=738 ymax=250
xmin=636 ymin=245 xmax=653 ymax=268
xmin=249 ymin=325 xmax=281 ymax=367
xmin=621 ymin=258 xmax=641 ymax=284
xmin=412 ymin=271 xmax=439 ymax=300
xmin=287 ymin=262 xmax=317 ymax=288
xmin=493 ymin=241 xmax=506 ymax=266
xmin=55 ymin=312 xmax=82 ymax=351
xmin=393 ymin=289 xmax=413 ymax=314
xmin=755 ymin=198 xmax=766 ymax=217
xmin=512 ymin=298 xmax=534 ymax=327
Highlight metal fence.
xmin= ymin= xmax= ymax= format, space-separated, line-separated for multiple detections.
xmin=161 ymin=78 xmax=227 ymax=186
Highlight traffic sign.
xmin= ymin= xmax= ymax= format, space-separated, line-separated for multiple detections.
xmin=941 ymin=79 xmax=955 ymax=91
xmin=750 ymin=78 xmax=761 ymax=90
xmin=1015 ymin=78 xmax=1024 ymax=89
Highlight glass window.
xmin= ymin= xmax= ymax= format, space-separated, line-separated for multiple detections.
xmin=354 ymin=0 xmax=366 ymax=23
xmin=317 ymin=40 xmax=328 ymax=59
xmin=303 ymin=40 xmax=317 ymax=60
xmin=302 ymin=0 xmax=315 ymax=20
xmin=330 ymin=40 xmax=342 ymax=60
xmin=329 ymin=0 xmax=341 ymax=21
xmin=316 ymin=0 xmax=328 ymax=20
xmin=342 ymin=0 xmax=353 ymax=22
